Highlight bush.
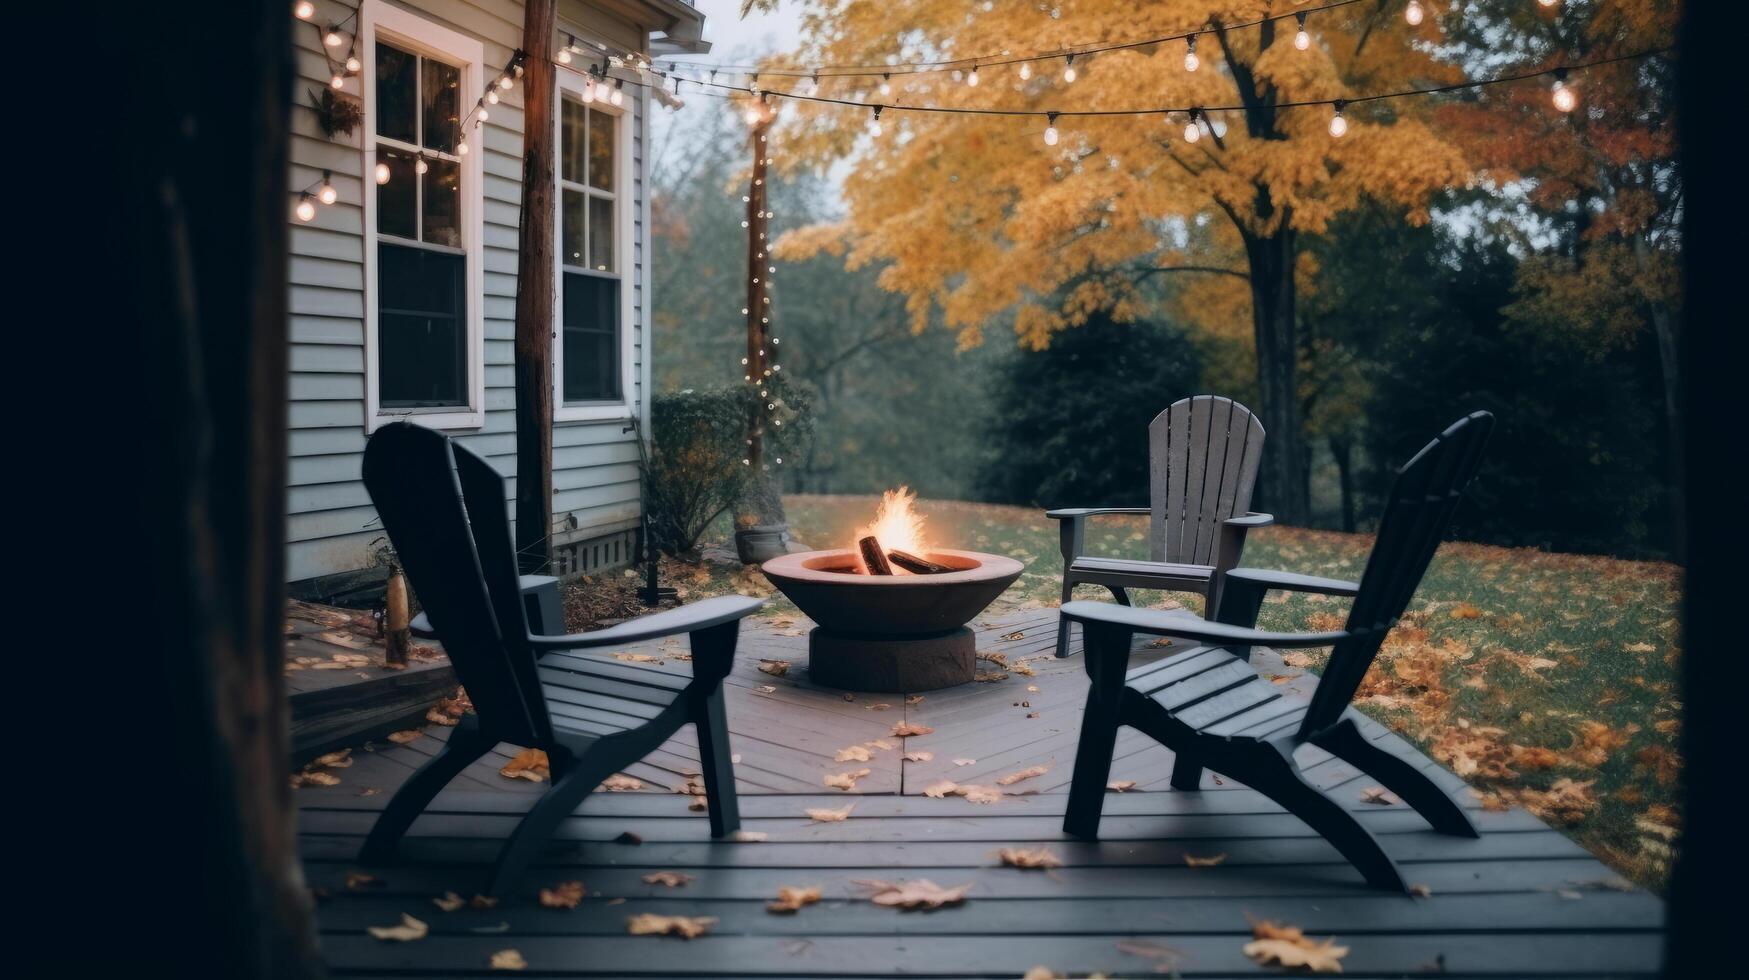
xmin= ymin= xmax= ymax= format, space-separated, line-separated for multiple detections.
xmin=644 ymin=382 xmax=812 ymax=555
xmin=976 ymin=312 xmax=1203 ymax=508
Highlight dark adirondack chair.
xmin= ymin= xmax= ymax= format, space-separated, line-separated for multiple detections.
xmin=1058 ymin=412 xmax=1494 ymax=892
xmin=358 ymin=422 xmax=764 ymax=895
xmin=1049 ymin=395 xmax=1271 ymax=658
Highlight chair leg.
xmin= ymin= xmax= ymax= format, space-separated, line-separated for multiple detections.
xmin=1063 ymin=626 xmax=1128 ymax=838
xmin=1056 ymin=577 xmax=1078 ymax=658
xmin=1107 ymin=586 xmax=1131 ymax=605
xmin=1243 ymin=744 xmax=1409 ymax=893
xmin=1315 ymin=719 xmax=1478 ymax=838
xmin=693 ymin=687 xmax=741 ymax=838
xmin=1169 ymin=751 xmax=1204 ymax=791
xmin=359 ymin=727 xmax=491 ymax=865
xmin=484 ymin=755 xmax=609 ymax=897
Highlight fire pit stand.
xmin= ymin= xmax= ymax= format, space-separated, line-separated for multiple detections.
xmin=761 ymin=549 xmax=1024 ymax=693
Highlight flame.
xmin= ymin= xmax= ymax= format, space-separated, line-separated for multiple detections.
xmin=853 ymin=487 xmax=928 ymax=573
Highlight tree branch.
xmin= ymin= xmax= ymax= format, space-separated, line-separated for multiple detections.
xmin=1135 ymin=264 xmax=1251 ymax=281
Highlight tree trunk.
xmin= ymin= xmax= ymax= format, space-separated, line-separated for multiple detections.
xmin=1634 ymin=236 xmax=1684 ymax=561
xmin=1241 ymin=226 xmax=1311 ymax=526
xmin=1330 ymin=435 xmax=1357 ymax=533
xmin=128 ymin=0 xmax=322 ymax=973
xmin=734 ymin=110 xmax=794 ymax=562
xmin=513 ymin=1 xmax=557 ymax=574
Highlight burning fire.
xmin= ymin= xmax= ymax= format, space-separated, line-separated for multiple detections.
xmin=853 ymin=487 xmax=928 ymax=574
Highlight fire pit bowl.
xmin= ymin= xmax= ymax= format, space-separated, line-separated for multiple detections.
xmin=761 ymin=548 xmax=1024 ymax=692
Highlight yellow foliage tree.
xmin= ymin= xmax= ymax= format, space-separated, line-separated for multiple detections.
xmin=759 ymin=0 xmax=1468 ymax=521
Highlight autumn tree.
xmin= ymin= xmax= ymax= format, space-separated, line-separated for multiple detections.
xmin=763 ymin=0 xmax=1466 ymax=524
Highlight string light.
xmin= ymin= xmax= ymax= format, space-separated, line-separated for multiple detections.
xmin=1295 ymin=13 xmax=1311 ymax=50
xmin=1018 ymin=62 xmax=1031 ymax=80
xmin=611 ymin=78 xmax=625 ymax=106
xmin=330 ymin=72 xmax=345 ymax=90
xmin=1043 ymin=111 xmax=1059 ymax=146
xmin=967 ymin=66 xmax=980 ymax=87
xmin=1328 ymin=100 xmax=1348 ymax=137
xmin=1182 ymin=108 xmax=1201 ymax=143
xmin=1405 ymin=1 xmax=1425 ymax=26
xmin=317 ymin=171 xmax=337 ymax=205
xmin=415 ymin=154 xmax=429 ymax=175
xmin=476 ymin=106 xmax=489 ymax=122
xmin=869 ymin=104 xmax=884 ymax=136
xmin=294 ymin=1 xmax=315 ymax=20
xmin=487 ymin=89 xmax=499 ymax=104
xmin=879 ymin=73 xmax=892 ymax=95
xmin=1184 ymin=36 xmax=1199 ymax=72
xmin=1062 ymin=54 xmax=1076 ymax=83
xmin=374 ymin=161 xmax=391 ymax=184
xmin=557 ymin=44 xmax=572 ymax=65
xmin=457 ymin=138 xmax=469 ymax=155
xmin=295 ymin=194 xmax=317 ymax=222
xmin=345 ymin=53 xmax=362 ymax=73
xmin=499 ymin=74 xmax=515 ymax=90
xmin=1550 ymin=69 xmax=1577 ymax=112
xmin=323 ymin=27 xmax=343 ymax=48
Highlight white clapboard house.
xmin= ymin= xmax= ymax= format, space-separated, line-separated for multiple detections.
xmin=287 ymin=0 xmax=705 ymax=597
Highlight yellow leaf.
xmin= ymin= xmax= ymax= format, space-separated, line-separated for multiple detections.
xmin=367 ymin=913 xmax=429 ymax=942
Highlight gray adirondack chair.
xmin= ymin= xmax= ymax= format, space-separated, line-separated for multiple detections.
xmin=1058 ymin=412 xmax=1494 ymax=892
xmin=1049 ymin=395 xmax=1271 ymax=657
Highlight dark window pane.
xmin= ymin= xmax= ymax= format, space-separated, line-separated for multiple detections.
xmin=588 ymin=196 xmax=613 ymax=271
xmin=375 ymin=42 xmax=417 ymax=143
xmin=421 ymin=57 xmax=460 ymax=153
xmin=588 ymin=108 xmax=614 ymax=190
xmin=379 ymin=242 xmax=467 ymax=408
xmin=422 ymin=155 xmax=461 ymax=247
xmin=375 ymin=145 xmax=417 ymax=240
xmin=562 ymin=188 xmax=585 ymax=268
xmin=562 ymin=272 xmax=620 ymax=402
xmin=561 ymin=98 xmax=587 ymax=184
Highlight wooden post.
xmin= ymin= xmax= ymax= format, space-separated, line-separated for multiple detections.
xmin=384 ymin=569 xmax=410 ymax=667
xmin=513 ymin=0 xmax=557 ymax=575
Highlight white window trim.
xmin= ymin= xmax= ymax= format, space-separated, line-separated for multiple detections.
xmin=360 ymin=0 xmax=487 ymax=433
xmin=552 ymin=68 xmax=636 ymax=423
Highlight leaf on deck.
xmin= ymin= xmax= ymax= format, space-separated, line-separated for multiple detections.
xmin=499 ymin=748 xmax=550 ymax=782
xmin=824 ymin=768 xmax=872 ymax=790
xmin=758 ymin=659 xmax=791 ymax=676
xmin=1184 ymin=853 xmax=1228 ymax=867
xmin=806 ymin=803 xmax=856 ymax=822
xmin=538 ymin=881 xmax=586 ymax=910
xmin=1106 ymin=780 xmax=1137 ymax=792
xmin=997 ymin=847 xmax=1062 ymax=869
xmin=891 ymin=722 xmax=935 ymax=737
xmin=855 ymin=878 xmax=971 ymax=909
xmin=599 ymin=774 xmax=643 ymax=792
xmin=366 ymin=913 xmax=429 ymax=942
xmin=1243 ymin=921 xmax=1349 ymax=973
xmin=488 ymin=949 xmax=527 ymax=971
xmin=641 ymin=871 xmax=692 ymax=887
xmin=766 ymin=885 xmax=823 ymax=913
xmin=996 ymin=765 xmax=1050 ymax=786
xmin=627 ymin=913 xmax=716 ymax=938
xmin=835 ymin=745 xmax=873 ymax=763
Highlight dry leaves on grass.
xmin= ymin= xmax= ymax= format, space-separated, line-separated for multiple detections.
xmin=806 ymin=803 xmax=856 ymax=822
xmin=856 ymin=878 xmax=970 ymax=909
xmin=1520 ymin=778 xmax=1600 ymax=825
xmin=488 ymin=949 xmax=527 ymax=971
xmin=1450 ymin=602 xmax=1483 ymax=619
xmin=824 ymin=768 xmax=872 ymax=791
xmin=1243 ymin=921 xmax=1349 ymax=973
xmin=835 ymin=745 xmax=873 ymax=763
xmin=627 ymin=913 xmax=716 ymax=938
xmin=642 ymin=871 xmax=692 ymax=887
xmin=766 ymin=885 xmax=822 ymax=913
xmin=500 ymin=748 xmax=550 ymax=782
xmin=758 ymin=659 xmax=790 ymax=677
xmin=599 ymin=774 xmax=643 ymax=792
xmin=996 ymin=765 xmax=1050 ymax=786
xmin=367 ymin=913 xmax=430 ymax=942
xmin=538 ymin=881 xmax=586 ymax=910
xmin=891 ymin=722 xmax=934 ymax=737
xmin=997 ymin=847 xmax=1061 ymax=869
xmin=1184 ymin=853 xmax=1228 ymax=867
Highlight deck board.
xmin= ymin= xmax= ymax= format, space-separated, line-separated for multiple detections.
xmin=299 ymin=609 xmax=1662 ymax=977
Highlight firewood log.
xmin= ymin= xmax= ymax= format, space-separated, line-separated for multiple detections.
xmin=858 ymin=536 xmax=894 ymax=575
xmin=888 ymin=550 xmax=953 ymax=575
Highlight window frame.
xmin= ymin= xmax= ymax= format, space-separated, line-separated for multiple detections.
xmin=360 ymin=0 xmax=486 ymax=433
xmin=552 ymin=68 xmax=635 ymax=422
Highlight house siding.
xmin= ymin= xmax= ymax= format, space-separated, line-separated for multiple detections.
xmin=287 ymin=0 xmax=653 ymax=584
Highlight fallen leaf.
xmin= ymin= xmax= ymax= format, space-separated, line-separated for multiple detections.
xmin=731 ymin=830 xmax=768 ymax=842
xmin=627 ymin=913 xmax=716 ymax=938
xmin=756 ymin=684 xmax=777 ymax=694
xmin=291 ymin=770 xmax=341 ymax=788
xmin=1409 ymin=883 xmax=1433 ymax=897
xmin=346 ymin=872 xmax=383 ymax=890
xmin=1360 ymin=786 xmax=1399 ymax=806
xmin=974 ymin=670 xmax=1009 ymax=682
xmin=488 ymin=949 xmax=526 ymax=971
xmin=865 ymin=702 xmax=892 ymax=710
xmin=426 ymin=705 xmax=460 ymax=726
xmin=891 ymin=722 xmax=934 ymax=737
xmin=806 ymin=803 xmax=855 ymax=822
xmin=367 ymin=913 xmax=429 ymax=942
xmin=758 ymin=659 xmax=790 ymax=676
xmin=953 ymin=757 xmax=977 ymax=766
xmin=1107 ymin=780 xmax=1137 ymax=792
xmin=904 ymin=751 xmax=934 ymax=762
xmin=310 ymin=749 xmax=353 ymax=769
xmin=1243 ymin=921 xmax=1348 ymax=973
xmin=432 ymin=891 xmax=466 ymax=912
xmin=997 ymin=847 xmax=1061 ymax=869
xmin=470 ymin=894 xmax=500 ymax=909
xmin=996 ymin=765 xmax=1050 ymax=786
xmin=957 ymin=784 xmax=1003 ymax=804
xmin=599 ymin=774 xmax=643 ymax=792
xmin=641 ymin=871 xmax=692 ymax=887
xmin=834 ymin=745 xmax=873 ymax=763
xmin=766 ymin=885 xmax=822 ymax=913
xmin=856 ymin=878 xmax=970 ymax=909
xmin=538 ymin=881 xmax=586 ymax=910
xmin=905 ymin=695 xmax=924 ymax=705
xmin=500 ymin=748 xmax=550 ymax=782
xmin=1184 ymin=853 xmax=1228 ymax=867
xmin=613 ymin=652 xmax=663 ymax=663
xmin=386 ymin=729 xmax=422 ymax=744
xmin=824 ymin=768 xmax=872 ymax=791
xmin=1450 ymin=602 xmax=1483 ymax=619
xmin=923 ymin=779 xmax=960 ymax=798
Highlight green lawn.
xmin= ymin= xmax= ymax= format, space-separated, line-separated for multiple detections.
xmin=664 ymin=494 xmax=1682 ymax=891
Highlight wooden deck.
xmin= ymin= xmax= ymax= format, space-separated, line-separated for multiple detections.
xmin=298 ymin=610 xmax=1664 ymax=977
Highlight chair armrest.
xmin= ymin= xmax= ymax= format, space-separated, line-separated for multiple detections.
xmin=1045 ymin=507 xmax=1149 ymax=520
xmin=1060 ymin=600 xmax=1351 ymax=650
xmin=528 ymin=595 xmax=766 ymax=652
xmin=1224 ymin=567 xmax=1360 ymax=597
xmin=1223 ymin=511 xmax=1274 ymax=528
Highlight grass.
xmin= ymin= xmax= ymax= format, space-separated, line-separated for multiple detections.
xmin=660 ymin=493 xmax=1683 ymax=892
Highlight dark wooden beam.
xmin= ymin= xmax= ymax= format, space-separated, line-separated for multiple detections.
xmin=513 ymin=0 xmax=558 ymax=574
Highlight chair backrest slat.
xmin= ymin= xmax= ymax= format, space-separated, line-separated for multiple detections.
xmin=362 ymin=423 xmax=548 ymax=747
xmin=1299 ymin=412 xmax=1494 ymax=739
xmin=1150 ymin=396 xmax=1265 ymax=565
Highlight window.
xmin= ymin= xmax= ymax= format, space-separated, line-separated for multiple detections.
xmin=361 ymin=2 xmax=483 ymax=430
xmin=554 ymin=82 xmax=631 ymax=418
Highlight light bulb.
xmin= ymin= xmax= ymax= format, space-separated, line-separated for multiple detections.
xmin=1018 ymin=63 xmax=1032 ymax=80
xmin=295 ymin=196 xmax=316 ymax=222
xmin=1043 ymin=125 xmax=1059 ymax=146
xmin=744 ymin=107 xmax=762 ymax=125
xmin=1328 ymin=106 xmax=1348 ymax=137
xmin=457 ymin=139 xmax=469 ymax=155
xmin=499 ymin=75 xmax=514 ymax=90
xmin=330 ymin=73 xmax=345 ymax=90
xmin=582 ymin=82 xmax=595 ymax=103
xmin=1184 ymin=119 xmax=1201 ymax=143
xmin=869 ymin=106 xmax=883 ymax=136
xmin=610 ymin=85 xmax=624 ymax=106
xmin=557 ymin=48 xmax=571 ymax=65
xmin=294 ymin=1 xmax=315 ymax=20
xmin=323 ymin=29 xmax=342 ymax=47
xmin=1405 ymin=1 xmax=1424 ymax=26
xmin=1551 ymin=79 xmax=1577 ymax=113
xmin=486 ymin=89 xmax=498 ymax=104
xmin=317 ymin=175 xmax=337 ymax=205
xmin=967 ymin=67 xmax=980 ymax=87
xmin=345 ymin=55 xmax=361 ymax=73
xmin=1294 ymin=14 xmax=1311 ymax=50
xmin=374 ymin=162 xmax=391 ymax=184
xmin=1063 ymin=56 xmax=1077 ymax=83
xmin=879 ymin=74 xmax=892 ymax=95
xmin=415 ymin=156 xmax=429 ymax=175
xmin=476 ymin=106 xmax=489 ymax=122
xmin=1538 ymin=0 xmax=1559 ymax=5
